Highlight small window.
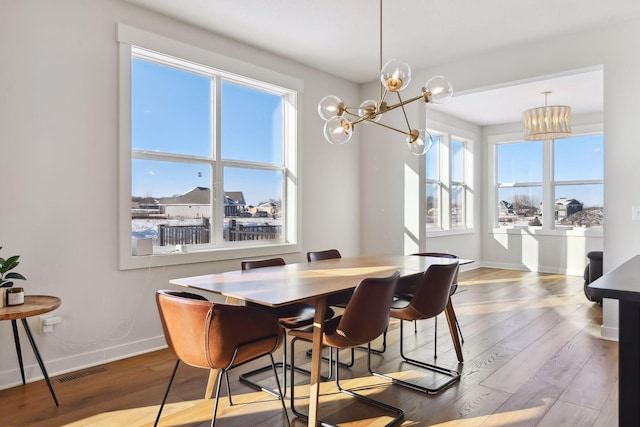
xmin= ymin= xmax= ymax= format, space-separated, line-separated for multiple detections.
xmin=425 ymin=131 xmax=473 ymax=232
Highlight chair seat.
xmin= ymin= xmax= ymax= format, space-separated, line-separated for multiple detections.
xmin=248 ymin=302 xmax=334 ymax=329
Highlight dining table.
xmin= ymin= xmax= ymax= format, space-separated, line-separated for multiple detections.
xmin=169 ymin=253 xmax=471 ymax=426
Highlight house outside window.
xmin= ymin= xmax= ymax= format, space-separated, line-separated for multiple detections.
xmin=118 ymin=25 xmax=301 ymax=269
xmin=490 ymin=127 xmax=603 ymax=230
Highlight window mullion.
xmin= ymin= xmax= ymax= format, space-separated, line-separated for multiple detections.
xmin=212 ymin=76 xmax=224 ymax=245
xmin=441 ymin=134 xmax=451 ymax=230
xmin=542 ymin=139 xmax=553 ymax=230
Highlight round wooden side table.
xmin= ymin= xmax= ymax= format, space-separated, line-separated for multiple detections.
xmin=0 ymin=295 xmax=61 ymax=406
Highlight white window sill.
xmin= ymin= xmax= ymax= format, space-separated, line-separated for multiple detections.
xmin=426 ymin=227 xmax=475 ymax=238
xmin=120 ymin=242 xmax=300 ymax=270
xmin=490 ymin=226 xmax=603 ymax=237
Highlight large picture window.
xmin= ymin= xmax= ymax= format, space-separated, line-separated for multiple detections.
xmin=118 ymin=26 xmax=300 ymax=268
xmin=492 ymin=130 xmax=603 ymax=230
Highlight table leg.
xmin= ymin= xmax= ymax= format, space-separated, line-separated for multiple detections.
xmin=308 ymin=296 xmax=327 ymax=426
xmin=618 ymin=299 xmax=640 ymax=426
xmin=21 ymin=318 xmax=59 ymax=406
xmin=204 ymin=295 xmax=240 ymax=399
xmin=11 ymin=320 xmax=26 ymax=384
xmin=205 ymin=369 xmax=218 ymax=399
xmin=444 ymin=298 xmax=463 ymax=363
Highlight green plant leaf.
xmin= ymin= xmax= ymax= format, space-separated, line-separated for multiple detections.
xmin=0 ymin=282 xmax=13 ymax=288
xmin=5 ymin=272 xmax=26 ymax=281
xmin=0 ymin=256 xmax=19 ymax=273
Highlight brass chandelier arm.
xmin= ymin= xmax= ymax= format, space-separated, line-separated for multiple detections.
xmin=343 ymin=92 xmax=427 ymax=127
xmin=396 ymin=92 xmax=412 ymax=132
xmin=343 ymin=110 xmax=411 ymax=136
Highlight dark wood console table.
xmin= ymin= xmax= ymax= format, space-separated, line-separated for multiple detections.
xmin=588 ymin=255 xmax=640 ymax=427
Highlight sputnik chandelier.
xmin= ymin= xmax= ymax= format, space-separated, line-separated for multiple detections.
xmin=317 ymin=0 xmax=453 ymax=155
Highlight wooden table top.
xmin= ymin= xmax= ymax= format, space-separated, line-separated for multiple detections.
xmin=170 ymin=254 xmax=471 ymax=307
xmin=0 ymin=295 xmax=62 ymax=321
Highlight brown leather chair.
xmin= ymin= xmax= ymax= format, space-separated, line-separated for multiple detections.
xmin=154 ymin=290 xmax=287 ymax=427
xmin=395 ymin=252 xmax=464 ymax=358
xmin=369 ymin=262 xmax=461 ymax=394
xmin=238 ymin=257 xmax=335 ymax=396
xmin=289 ymin=271 xmax=404 ymax=426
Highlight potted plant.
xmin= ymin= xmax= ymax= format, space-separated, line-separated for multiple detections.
xmin=0 ymin=246 xmax=26 ymax=288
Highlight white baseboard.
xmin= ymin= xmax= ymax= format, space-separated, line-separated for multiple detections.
xmin=480 ymin=261 xmax=582 ymax=276
xmin=0 ymin=335 xmax=167 ymax=391
xmin=600 ymin=325 xmax=619 ymax=341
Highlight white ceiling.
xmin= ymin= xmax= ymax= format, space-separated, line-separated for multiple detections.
xmin=123 ymin=0 xmax=639 ymax=125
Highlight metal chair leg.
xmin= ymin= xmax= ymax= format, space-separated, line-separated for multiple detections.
xmin=291 ymin=337 xmax=404 ymax=426
xmin=369 ymin=320 xmax=460 ymax=394
xmin=154 ymin=360 xmax=180 ymax=427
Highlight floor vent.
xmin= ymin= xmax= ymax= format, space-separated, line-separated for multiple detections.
xmin=56 ymin=367 xmax=108 ymax=383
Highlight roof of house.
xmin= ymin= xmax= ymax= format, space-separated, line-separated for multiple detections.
xmin=158 ymin=187 xmax=246 ymax=206
xmin=556 ymin=198 xmax=583 ymax=206
xmin=225 ymin=191 xmax=246 ymax=205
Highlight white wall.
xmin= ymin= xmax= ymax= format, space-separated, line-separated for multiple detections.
xmin=0 ymin=0 xmax=361 ymax=389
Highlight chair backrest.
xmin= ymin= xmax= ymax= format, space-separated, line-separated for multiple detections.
xmin=408 ymin=262 xmax=459 ymax=319
xmin=307 ymin=249 xmax=342 ymax=262
xmin=324 ymin=271 xmax=400 ymax=348
xmin=413 ymin=252 xmax=459 ymax=285
xmin=156 ymin=290 xmax=282 ymax=370
xmin=241 ymin=257 xmax=286 ymax=270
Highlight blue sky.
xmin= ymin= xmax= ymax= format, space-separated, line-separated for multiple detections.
xmin=131 ymin=58 xmax=283 ymax=205
xmin=131 ymin=57 xmax=603 ymax=209
xmin=498 ymin=135 xmax=604 ymax=207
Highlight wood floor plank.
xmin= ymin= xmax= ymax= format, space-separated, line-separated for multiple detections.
xmin=535 ymin=400 xmax=599 ymax=427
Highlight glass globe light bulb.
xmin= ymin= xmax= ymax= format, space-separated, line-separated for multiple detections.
xmin=358 ymin=100 xmax=381 ymax=123
xmin=323 ymin=116 xmax=353 ymax=145
xmin=380 ymin=59 xmax=411 ymax=92
xmin=406 ymin=129 xmax=433 ymax=156
xmin=424 ymin=76 xmax=453 ymax=104
xmin=318 ymin=95 xmax=344 ymax=120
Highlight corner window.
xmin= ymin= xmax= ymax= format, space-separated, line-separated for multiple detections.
xmin=118 ymin=26 xmax=300 ymax=268
xmin=425 ymin=130 xmax=473 ymax=232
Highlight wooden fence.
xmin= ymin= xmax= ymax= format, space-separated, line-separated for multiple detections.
xmin=158 ymin=223 xmax=210 ymax=246
xmin=158 ymin=220 xmax=281 ymax=245
xmin=225 ymin=222 xmax=281 ymax=242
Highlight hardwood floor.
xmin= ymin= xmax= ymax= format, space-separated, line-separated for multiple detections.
xmin=0 ymin=268 xmax=618 ymax=427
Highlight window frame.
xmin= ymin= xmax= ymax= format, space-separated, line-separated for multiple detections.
xmin=118 ymin=24 xmax=303 ymax=270
xmin=421 ymin=122 xmax=475 ymax=237
xmin=488 ymin=123 xmax=603 ymax=234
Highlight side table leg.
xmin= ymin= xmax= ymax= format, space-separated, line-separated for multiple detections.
xmin=21 ymin=318 xmax=59 ymax=406
xmin=11 ymin=320 xmax=26 ymax=384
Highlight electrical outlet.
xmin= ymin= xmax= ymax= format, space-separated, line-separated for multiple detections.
xmin=633 ymin=206 xmax=640 ymax=221
xmin=40 ymin=314 xmax=62 ymax=333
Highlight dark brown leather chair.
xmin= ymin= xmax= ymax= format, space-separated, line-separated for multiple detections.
xmin=289 ymin=271 xmax=404 ymax=426
xmin=369 ymin=262 xmax=461 ymax=394
xmin=238 ymin=257 xmax=335 ymax=395
xmin=154 ymin=290 xmax=287 ymax=427
xmin=395 ymin=252 xmax=464 ymax=358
